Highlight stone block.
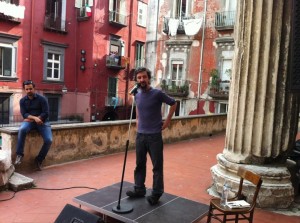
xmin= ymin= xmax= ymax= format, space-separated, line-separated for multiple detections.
xmin=8 ymin=172 xmax=34 ymax=192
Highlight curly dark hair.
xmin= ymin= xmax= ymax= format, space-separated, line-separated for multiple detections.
xmin=134 ymin=67 xmax=151 ymax=81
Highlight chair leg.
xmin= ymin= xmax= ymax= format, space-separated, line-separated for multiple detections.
xmin=206 ymin=205 xmax=213 ymax=223
xmin=235 ymin=214 xmax=238 ymax=223
xmin=222 ymin=214 xmax=227 ymax=223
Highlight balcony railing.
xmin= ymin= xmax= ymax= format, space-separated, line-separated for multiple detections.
xmin=106 ymin=55 xmax=127 ymax=69
xmin=0 ymin=1 xmax=24 ymax=23
xmin=161 ymin=79 xmax=189 ymax=97
xmin=215 ymin=11 xmax=236 ymax=30
xmin=77 ymin=6 xmax=92 ymax=21
xmin=208 ymin=80 xmax=230 ymax=100
xmin=105 ymin=96 xmax=123 ymax=107
xmin=44 ymin=14 xmax=67 ymax=33
xmin=163 ymin=17 xmax=187 ymax=35
xmin=109 ymin=10 xmax=127 ymax=27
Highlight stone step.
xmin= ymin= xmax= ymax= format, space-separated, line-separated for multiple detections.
xmin=8 ymin=172 xmax=34 ymax=192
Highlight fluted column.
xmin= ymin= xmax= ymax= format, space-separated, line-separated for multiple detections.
xmin=211 ymin=0 xmax=299 ymax=208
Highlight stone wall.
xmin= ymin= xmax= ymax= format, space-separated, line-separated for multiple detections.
xmin=1 ymin=114 xmax=227 ymax=171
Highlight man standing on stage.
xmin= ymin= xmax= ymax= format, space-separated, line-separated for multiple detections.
xmin=126 ymin=67 xmax=177 ymax=205
xmin=14 ymin=80 xmax=52 ymax=171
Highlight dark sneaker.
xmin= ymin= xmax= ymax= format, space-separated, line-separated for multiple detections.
xmin=126 ymin=190 xmax=146 ymax=198
xmin=35 ymin=157 xmax=43 ymax=171
xmin=15 ymin=155 xmax=23 ymax=165
xmin=147 ymin=195 xmax=160 ymax=205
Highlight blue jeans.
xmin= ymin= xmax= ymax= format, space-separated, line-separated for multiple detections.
xmin=134 ymin=132 xmax=164 ymax=197
xmin=16 ymin=121 xmax=52 ymax=162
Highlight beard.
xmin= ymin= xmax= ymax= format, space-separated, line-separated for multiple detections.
xmin=139 ymin=81 xmax=149 ymax=90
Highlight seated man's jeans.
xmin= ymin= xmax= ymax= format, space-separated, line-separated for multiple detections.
xmin=16 ymin=121 xmax=52 ymax=162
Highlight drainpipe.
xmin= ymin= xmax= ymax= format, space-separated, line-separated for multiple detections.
xmin=197 ymin=0 xmax=207 ymax=98
xmin=29 ymin=0 xmax=35 ymax=79
xmin=125 ymin=0 xmax=134 ymax=117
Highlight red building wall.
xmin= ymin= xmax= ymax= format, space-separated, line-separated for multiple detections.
xmin=0 ymin=0 xmax=146 ymax=124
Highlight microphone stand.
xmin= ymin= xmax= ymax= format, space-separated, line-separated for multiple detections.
xmin=112 ymin=90 xmax=138 ymax=214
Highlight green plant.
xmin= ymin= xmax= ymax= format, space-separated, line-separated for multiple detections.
xmin=209 ymin=69 xmax=221 ymax=89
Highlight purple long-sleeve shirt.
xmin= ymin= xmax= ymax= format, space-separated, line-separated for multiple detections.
xmin=135 ymin=88 xmax=176 ymax=134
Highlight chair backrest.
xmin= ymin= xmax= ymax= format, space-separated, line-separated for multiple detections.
xmin=236 ymin=167 xmax=263 ymax=207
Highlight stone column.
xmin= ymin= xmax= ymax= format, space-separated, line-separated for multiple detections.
xmin=211 ymin=0 xmax=299 ymax=208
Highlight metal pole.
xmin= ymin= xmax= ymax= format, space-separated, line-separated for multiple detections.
xmin=112 ymin=95 xmax=135 ymax=214
xmin=197 ymin=0 xmax=207 ymax=99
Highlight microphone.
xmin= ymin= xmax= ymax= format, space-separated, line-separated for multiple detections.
xmin=129 ymin=83 xmax=141 ymax=95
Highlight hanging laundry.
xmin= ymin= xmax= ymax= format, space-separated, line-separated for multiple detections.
xmin=168 ymin=18 xmax=179 ymax=36
xmin=183 ymin=18 xmax=203 ymax=36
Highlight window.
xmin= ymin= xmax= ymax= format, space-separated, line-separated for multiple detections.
xmin=135 ymin=42 xmax=145 ymax=68
xmin=45 ymin=95 xmax=60 ymax=122
xmin=173 ymin=0 xmax=192 ymax=19
xmin=109 ymin=36 xmax=124 ymax=57
xmin=0 ymin=94 xmax=10 ymax=125
xmin=223 ymin=0 xmax=237 ymax=11
xmin=1 ymin=0 xmax=19 ymax=4
xmin=221 ymin=59 xmax=232 ymax=81
xmin=217 ymin=102 xmax=228 ymax=114
xmin=45 ymin=0 xmax=66 ymax=31
xmin=0 ymin=34 xmax=19 ymax=78
xmin=108 ymin=77 xmax=117 ymax=98
xmin=42 ymin=42 xmax=66 ymax=82
xmin=137 ymin=1 xmax=147 ymax=27
xmin=109 ymin=0 xmax=126 ymax=24
xmin=75 ymin=0 xmax=93 ymax=7
xmin=47 ymin=53 xmax=61 ymax=80
xmin=171 ymin=60 xmax=184 ymax=86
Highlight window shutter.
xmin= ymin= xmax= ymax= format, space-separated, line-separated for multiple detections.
xmin=88 ymin=0 xmax=93 ymax=7
xmin=142 ymin=3 xmax=147 ymax=27
xmin=75 ymin=0 xmax=82 ymax=8
xmin=109 ymin=0 xmax=113 ymax=11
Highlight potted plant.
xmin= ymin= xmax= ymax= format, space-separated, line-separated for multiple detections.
xmin=209 ymin=69 xmax=221 ymax=93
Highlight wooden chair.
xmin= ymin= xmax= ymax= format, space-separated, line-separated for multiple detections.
xmin=206 ymin=167 xmax=263 ymax=223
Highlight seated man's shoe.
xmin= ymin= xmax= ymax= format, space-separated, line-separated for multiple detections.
xmin=147 ymin=195 xmax=160 ymax=205
xmin=34 ymin=157 xmax=43 ymax=171
xmin=15 ymin=155 xmax=23 ymax=165
xmin=126 ymin=189 xmax=146 ymax=198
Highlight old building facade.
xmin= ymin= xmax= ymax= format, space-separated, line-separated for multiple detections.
xmin=0 ymin=0 xmax=146 ymax=125
xmin=146 ymin=0 xmax=236 ymax=116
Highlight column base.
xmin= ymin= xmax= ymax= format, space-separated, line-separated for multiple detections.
xmin=210 ymin=153 xmax=294 ymax=208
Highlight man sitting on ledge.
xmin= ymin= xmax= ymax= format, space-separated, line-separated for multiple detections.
xmin=14 ymin=80 xmax=52 ymax=171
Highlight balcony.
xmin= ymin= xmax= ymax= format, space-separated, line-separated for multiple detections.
xmin=208 ymin=80 xmax=230 ymax=100
xmin=106 ymin=55 xmax=127 ymax=69
xmin=161 ymin=79 xmax=189 ymax=97
xmin=109 ymin=10 xmax=127 ymax=27
xmin=77 ymin=6 xmax=92 ymax=21
xmin=44 ymin=15 xmax=67 ymax=34
xmin=215 ymin=11 xmax=236 ymax=31
xmin=163 ymin=16 xmax=203 ymax=36
xmin=105 ymin=96 xmax=123 ymax=107
xmin=163 ymin=17 xmax=185 ymax=35
xmin=0 ymin=2 xmax=24 ymax=24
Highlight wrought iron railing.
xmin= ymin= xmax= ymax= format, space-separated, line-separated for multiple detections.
xmin=109 ymin=10 xmax=127 ymax=26
xmin=215 ymin=11 xmax=236 ymax=30
xmin=163 ymin=17 xmax=189 ymax=35
xmin=106 ymin=55 xmax=127 ymax=69
xmin=105 ymin=96 xmax=123 ymax=107
xmin=44 ymin=14 xmax=67 ymax=32
xmin=161 ymin=79 xmax=189 ymax=97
